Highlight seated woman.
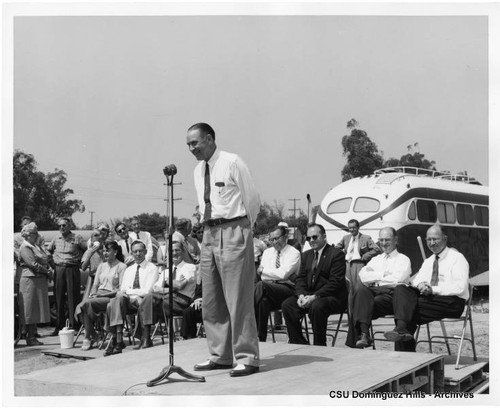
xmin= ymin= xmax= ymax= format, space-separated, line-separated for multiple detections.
xmin=80 ymin=241 xmax=127 ymax=350
xmin=18 ymin=222 xmax=52 ymax=346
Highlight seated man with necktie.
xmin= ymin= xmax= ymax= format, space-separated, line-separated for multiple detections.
xmin=281 ymin=224 xmax=347 ymax=346
xmin=254 ymin=225 xmax=301 ymax=342
xmin=136 ymin=241 xmax=197 ymax=348
xmin=346 ymin=227 xmax=411 ymax=348
xmin=383 ymin=224 xmax=469 ymax=351
xmin=103 ymin=240 xmax=158 ymax=356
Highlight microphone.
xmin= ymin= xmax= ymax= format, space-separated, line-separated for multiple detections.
xmin=163 ymin=164 xmax=177 ymax=177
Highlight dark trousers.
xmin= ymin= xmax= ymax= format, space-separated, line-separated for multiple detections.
xmin=139 ymin=292 xmax=190 ymax=327
xmin=181 ymin=305 xmax=203 ymax=339
xmin=254 ymin=281 xmax=294 ymax=341
xmin=282 ymin=294 xmax=347 ymax=346
xmin=392 ymin=285 xmax=466 ymax=351
xmin=54 ymin=265 xmax=81 ymax=330
xmin=346 ymin=285 xmax=395 ymax=348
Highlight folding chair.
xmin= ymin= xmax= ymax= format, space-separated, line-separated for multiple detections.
xmin=415 ymin=284 xmax=477 ymax=369
xmin=268 ymin=309 xmax=287 ymax=343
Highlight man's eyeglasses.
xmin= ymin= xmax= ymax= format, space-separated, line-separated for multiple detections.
xmin=269 ymin=235 xmax=284 ymax=242
xmin=306 ymin=235 xmax=320 ymax=242
xmin=426 ymin=238 xmax=441 ymax=243
xmin=58 ymin=224 xmax=68 ymax=228
xmin=117 ymin=228 xmax=127 ymax=234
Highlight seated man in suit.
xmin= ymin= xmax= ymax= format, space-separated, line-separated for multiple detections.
xmin=335 ymin=219 xmax=380 ymax=294
xmin=383 ymin=224 xmax=469 ymax=351
xmin=282 ymin=223 xmax=347 ymax=346
xmin=137 ymin=241 xmax=197 ymax=348
xmin=254 ymin=225 xmax=301 ymax=342
xmin=104 ymin=240 xmax=158 ymax=356
xmin=346 ymin=227 xmax=412 ymax=348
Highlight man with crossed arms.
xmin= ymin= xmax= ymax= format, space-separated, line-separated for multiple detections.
xmin=346 ymin=227 xmax=411 ymax=348
xmin=254 ymin=225 xmax=301 ymax=342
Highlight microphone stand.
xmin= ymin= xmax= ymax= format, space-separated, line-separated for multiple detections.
xmin=147 ymin=167 xmax=205 ymax=386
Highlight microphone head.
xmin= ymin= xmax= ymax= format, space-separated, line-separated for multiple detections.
xmin=163 ymin=164 xmax=177 ymax=176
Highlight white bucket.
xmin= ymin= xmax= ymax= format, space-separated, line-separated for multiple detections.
xmin=59 ymin=327 xmax=75 ymax=349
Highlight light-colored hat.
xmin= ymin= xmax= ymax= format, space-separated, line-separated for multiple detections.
xmin=21 ymin=222 xmax=38 ymax=238
xmin=278 ymin=221 xmax=289 ymax=228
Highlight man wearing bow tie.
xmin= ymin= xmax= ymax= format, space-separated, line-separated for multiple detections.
xmin=282 ymin=224 xmax=347 ymax=346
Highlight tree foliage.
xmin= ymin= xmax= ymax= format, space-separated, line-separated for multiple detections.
xmin=383 ymin=144 xmax=436 ymax=170
xmin=254 ymin=201 xmax=309 ymax=239
xmin=341 ymin=119 xmax=384 ymax=181
xmin=13 ymin=150 xmax=85 ymax=230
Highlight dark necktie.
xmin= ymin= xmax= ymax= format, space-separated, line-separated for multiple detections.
xmin=275 ymin=250 xmax=281 ymax=268
xmin=430 ymin=254 xmax=439 ymax=286
xmin=203 ymin=161 xmax=212 ymax=222
xmin=125 ymin=240 xmax=130 ymax=254
xmin=133 ymin=264 xmax=141 ymax=289
xmin=311 ymin=251 xmax=319 ymax=286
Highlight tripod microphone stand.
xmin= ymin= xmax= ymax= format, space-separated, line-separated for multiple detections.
xmin=147 ymin=164 xmax=205 ymax=386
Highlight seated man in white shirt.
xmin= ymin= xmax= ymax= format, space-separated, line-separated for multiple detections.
xmin=383 ymin=224 xmax=469 ymax=351
xmin=254 ymin=226 xmax=301 ymax=342
xmin=104 ymin=240 xmax=158 ymax=356
xmin=137 ymin=241 xmax=197 ymax=349
xmin=347 ymin=227 xmax=411 ymax=348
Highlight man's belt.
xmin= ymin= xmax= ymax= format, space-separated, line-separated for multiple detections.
xmin=204 ymin=215 xmax=247 ymax=227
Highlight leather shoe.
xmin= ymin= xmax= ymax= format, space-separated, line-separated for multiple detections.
xmin=50 ymin=329 xmax=59 ymax=336
xmin=134 ymin=338 xmax=153 ymax=350
xmin=355 ymin=333 xmax=372 ymax=349
xmin=193 ymin=360 xmax=233 ymax=371
xmin=26 ymin=338 xmax=44 ymax=346
xmin=229 ymin=364 xmax=260 ymax=377
xmin=384 ymin=327 xmax=414 ymax=342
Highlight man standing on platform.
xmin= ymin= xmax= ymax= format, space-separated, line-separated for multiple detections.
xmin=335 ymin=219 xmax=380 ymax=293
xmin=254 ymin=225 xmax=301 ymax=342
xmin=346 ymin=227 xmax=411 ymax=348
xmin=383 ymin=224 xmax=469 ymax=351
xmin=186 ymin=122 xmax=260 ymax=377
xmin=282 ymin=224 xmax=347 ymax=346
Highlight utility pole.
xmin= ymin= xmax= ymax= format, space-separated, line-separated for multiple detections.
xmin=89 ymin=211 xmax=95 ymax=228
xmin=288 ymin=198 xmax=301 ymax=226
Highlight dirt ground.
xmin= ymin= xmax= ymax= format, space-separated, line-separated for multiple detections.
xmin=14 ymin=296 xmax=489 ymax=378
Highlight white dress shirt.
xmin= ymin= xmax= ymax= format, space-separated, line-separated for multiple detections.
xmin=346 ymin=234 xmax=361 ymax=261
xmin=411 ymin=247 xmax=469 ymax=300
xmin=193 ymin=149 xmax=260 ymax=226
xmin=120 ymin=260 xmax=158 ymax=299
xmin=130 ymin=231 xmax=153 ymax=262
xmin=359 ymin=249 xmax=411 ymax=287
xmin=260 ymin=244 xmax=301 ymax=281
xmin=153 ymin=260 xmax=197 ymax=299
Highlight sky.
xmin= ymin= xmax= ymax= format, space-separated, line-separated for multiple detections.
xmin=2 ymin=2 xmax=499 ymax=406
xmin=9 ymin=9 xmax=491 ymax=229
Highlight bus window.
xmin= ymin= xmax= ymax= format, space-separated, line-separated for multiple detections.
xmin=457 ymin=204 xmax=474 ymax=225
xmin=353 ymin=197 xmax=380 ymax=213
xmin=326 ymin=198 xmax=352 ymax=214
xmin=417 ymin=200 xmax=437 ymax=223
xmin=474 ymin=206 xmax=489 ymax=226
xmin=408 ymin=201 xmax=416 ymax=220
xmin=437 ymin=202 xmax=456 ymax=223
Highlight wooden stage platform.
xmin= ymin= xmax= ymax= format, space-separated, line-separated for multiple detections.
xmin=14 ymin=337 xmax=471 ymax=397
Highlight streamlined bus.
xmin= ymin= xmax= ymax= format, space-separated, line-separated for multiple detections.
xmin=315 ymin=167 xmax=488 ymax=279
